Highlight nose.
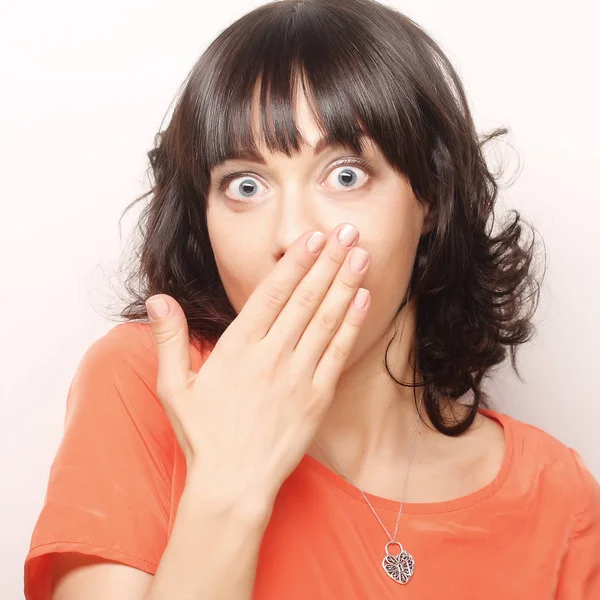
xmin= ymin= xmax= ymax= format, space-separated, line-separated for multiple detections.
xmin=269 ymin=189 xmax=331 ymax=261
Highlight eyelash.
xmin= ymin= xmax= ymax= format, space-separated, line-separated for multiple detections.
xmin=215 ymin=157 xmax=374 ymax=194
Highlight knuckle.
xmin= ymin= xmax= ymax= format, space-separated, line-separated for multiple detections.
xmin=291 ymin=254 xmax=311 ymax=273
xmin=329 ymin=341 xmax=350 ymax=363
xmin=318 ymin=311 xmax=340 ymax=333
xmin=296 ymin=285 xmax=320 ymax=310
xmin=324 ymin=251 xmax=345 ymax=268
xmin=152 ymin=327 xmax=179 ymax=346
xmin=263 ymin=282 xmax=288 ymax=309
xmin=336 ymin=276 xmax=357 ymax=292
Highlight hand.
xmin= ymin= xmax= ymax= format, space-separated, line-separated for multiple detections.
xmin=145 ymin=223 xmax=371 ymax=513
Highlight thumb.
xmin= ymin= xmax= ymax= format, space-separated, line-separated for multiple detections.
xmin=146 ymin=294 xmax=192 ymax=398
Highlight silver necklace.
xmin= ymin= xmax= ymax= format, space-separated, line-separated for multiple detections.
xmin=312 ymin=389 xmax=423 ymax=585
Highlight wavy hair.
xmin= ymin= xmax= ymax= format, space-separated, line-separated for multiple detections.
xmin=112 ymin=0 xmax=546 ymax=436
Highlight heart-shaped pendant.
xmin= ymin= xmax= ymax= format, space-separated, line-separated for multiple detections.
xmin=382 ymin=541 xmax=415 ymax=584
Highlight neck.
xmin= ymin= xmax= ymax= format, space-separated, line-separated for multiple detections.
xmin=307 ymin=297 xmax=470 ymax=472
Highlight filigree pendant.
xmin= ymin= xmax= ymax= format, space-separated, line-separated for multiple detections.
xmin=382 ymin=541 xmax=415 ymax=584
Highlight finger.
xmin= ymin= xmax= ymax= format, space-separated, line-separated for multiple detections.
xmin=229 ymin=229 xmax=327 ymax=342
xmin=266 ymin=224 xmax=361 ymax=350
xmin=311 ymin=287 xmax=371 ymax=393
xmin=293 ymin=243 xmax=370 ymax=369
xmin=145 ymin=294 xmax=192 ymax=398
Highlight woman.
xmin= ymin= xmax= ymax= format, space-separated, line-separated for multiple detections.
xmin=24 ymin=0 xmax=600 ymax=598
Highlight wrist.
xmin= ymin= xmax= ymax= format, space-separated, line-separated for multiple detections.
xmin=183 ymin=468 xmax=275 ymax=527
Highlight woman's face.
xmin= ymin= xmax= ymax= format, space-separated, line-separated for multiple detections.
xmin=206 ymin=87 xmax=429 ymax=367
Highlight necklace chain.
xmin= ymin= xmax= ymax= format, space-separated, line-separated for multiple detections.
xmin=312 ymin=389 xmax=423 ymax=544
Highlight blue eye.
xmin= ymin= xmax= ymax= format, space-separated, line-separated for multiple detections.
xmin=235 ymin=177 xmax=263 ymax=198
xmin=326 ymin=163 xmax=369 ymax=190
xmin=216 ymin=157 xmax=373 ymax=203
xmin=218 ymin=173 xmax=266 ymax=202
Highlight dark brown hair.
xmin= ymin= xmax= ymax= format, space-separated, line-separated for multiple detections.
xmin=111 ymin=0 xmax=545 ymax=435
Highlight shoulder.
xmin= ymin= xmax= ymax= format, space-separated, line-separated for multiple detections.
xmin=67 ymin=322 xmax=158 ymax=416
xmin=490 ymin=409 xmax=600 ymax=517
xmin=67 ymin=321 xmax=213 ymax=432
xmin=78 ymin=321 xmax=155 ymax=371
xmin=75 ymin=321 xmax=211 ymax=382
xmin=505 ymin=410 xmax=590 ymax=469
xmin=62 ymin=322 xmax=165 ymax=444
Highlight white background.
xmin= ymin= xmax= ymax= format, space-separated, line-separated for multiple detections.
xmin=1 ymin=0 xmax=598 ymax=596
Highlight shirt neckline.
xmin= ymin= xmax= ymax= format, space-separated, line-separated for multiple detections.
xmin=298 ymin=408 xmax=515 ymax=515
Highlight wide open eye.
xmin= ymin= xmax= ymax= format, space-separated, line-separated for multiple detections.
xmin=324 ymin=158 xmax=372 ymax=192
xmin=220 ymin=173 xmax=267 ymax=203
xmin=216 ymin=157 xmax=373 ymax=204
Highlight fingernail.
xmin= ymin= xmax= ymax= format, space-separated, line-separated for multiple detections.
xmin=146 ymin=297 xmax=169 ymax=320
xmin=338 ymin=224 xmax=359 ymax=246
xmin=353 ymin=288 xmax=369 ymax=309
xmin=307 ymin=231 xmax=326 ymax=253
xmin=350 ymin=247 xmax=369 ymax=272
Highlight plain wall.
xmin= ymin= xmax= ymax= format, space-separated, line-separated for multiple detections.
xmin=1 ymin=0 xmax=598 ymax=596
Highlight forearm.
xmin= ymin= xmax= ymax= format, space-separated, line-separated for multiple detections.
xmin=145 ymin=471 xmax=273 ymax=600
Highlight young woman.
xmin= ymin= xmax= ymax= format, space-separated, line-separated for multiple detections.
xmin=24 ymin=0 xmax=600 ymax=598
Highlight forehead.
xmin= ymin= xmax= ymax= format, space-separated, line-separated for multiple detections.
xmin=204 ymin=72 xmax=382 ymax=176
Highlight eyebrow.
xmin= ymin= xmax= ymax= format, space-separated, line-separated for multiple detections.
xmin=214 ymin=134 xmax=368 ymax=169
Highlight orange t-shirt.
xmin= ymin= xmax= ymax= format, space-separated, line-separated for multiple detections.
xmin=24 ymin=322 xmax=600 ymax=599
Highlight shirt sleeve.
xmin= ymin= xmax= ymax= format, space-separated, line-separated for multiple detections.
xmin=556 ymin=448 xmax=600 ymax=598
xmin=23 ymin=324 xmax=176 ymax=600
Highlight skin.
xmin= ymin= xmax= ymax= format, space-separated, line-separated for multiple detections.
xmin=206 ymin=82 xmax=506 ymax=503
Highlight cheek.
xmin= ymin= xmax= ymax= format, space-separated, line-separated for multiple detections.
xmin=362 ymin=221 xmax=418 ymax=291
xmin=359 ymin=216 xmax=420 ymax=327
xmin=366 ymin=252 xmax=411 ymax=326
xmin=210 ymin=235 xmax=267 ymax=312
